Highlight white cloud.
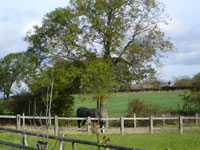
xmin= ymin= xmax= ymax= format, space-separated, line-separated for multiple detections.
xmin=158 ymin=17 xmax=200 ymax=80
xmin=0 ymin=25 xmax=27 ymax=58
xmin=159 ymin=18 xmax=200 ymax=66
xmin=0 ymin=20 xmax=42 ymax=58
xmin=189 ymin=42 xmax=200 ymax=50
xmin=0 ymin=26 xmax=18 ymax=48
xmin=171 ymin=51 xmax=200 ymax=65
xmin=22 ymin=21 xmax=41 ymax=35
xmin=160 ymin=18 xmax=193 ymax=38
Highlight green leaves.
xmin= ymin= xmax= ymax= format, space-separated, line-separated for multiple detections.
xmin=23 ymin=0 xmax=175 ymax=116
xmin=25 ymin=0 xmax=174 ymax=85
xmin=182 ymin=73 xmax=200 ymax=112
xmin=25 ymin=7 xmax=85 ymax=63
xmin=80 ymin=58 xmax=117 ymax=96
xmin=0 ymin=52 xmax=26 ymax=98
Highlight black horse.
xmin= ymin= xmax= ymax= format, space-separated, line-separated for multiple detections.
xmin=76 ymin=107 xmax=105 ymax=133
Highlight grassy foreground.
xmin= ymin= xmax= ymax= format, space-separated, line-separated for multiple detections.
xmin=0 ymin=130 xmax=200 ymax=150
xmin=73 ymin=91 xmax=185 ymax=116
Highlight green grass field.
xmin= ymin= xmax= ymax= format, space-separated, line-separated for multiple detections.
xmin=0 ymin=130 xmax=200 ymax=150
xmin=73 ymin=91 xmax=185 ymax=116
xmin=0 ymin=91 xmax=196 ymax=150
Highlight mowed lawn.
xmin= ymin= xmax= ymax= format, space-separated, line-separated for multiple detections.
xmin=0 ymin=130 xmax=200 ymax=150
xmin=73 ymin=91 xmax=186 ymax=116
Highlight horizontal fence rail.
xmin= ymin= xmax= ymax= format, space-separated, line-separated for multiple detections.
xmin=0 ymin=114 xmax=199 ymax=135
xmin=0 ymin=127 xmax=145 ymax=150
xmin=0 ymin=140 xmax=38 ymax=150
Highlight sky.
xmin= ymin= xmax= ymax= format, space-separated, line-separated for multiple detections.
xmin=0 ymin=0 xmax=200 ymax=82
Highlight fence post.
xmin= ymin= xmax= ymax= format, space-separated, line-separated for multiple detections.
xmin=149 ymin=116 xmax=153 ymax=134
xmin=162 ymin=114 xmax=165 ymax=127
xmin=54 ymin=116 xmax=59 ymax=136
xmin=133 ymin=113 xmax=136 ymax=129
xmin=72 ymin=142 xmax=76 ymax=150
xmin=16 ymin=114 xmax=21 ymax=129
xmin=22 ymin=113 xmax=25 ymax=129
xmin=22 ymin=135 xmax=28 ymax=146
xmin=120 ymin=116 xmax=124 ymax=135
xmin=105 ymin=146 xmax=109 ymax=150
xmin=179 ymin=116 xmax=183 ymax=134
xmin=87 ymin=117 xmax=91 ymax=135
xmin=195 ymin=113 xmax=198 ymax=126
xmin=105 ymin=114 xmax=109 ymax=128
xmin=59 ymin=134 xmax=64 ymax=150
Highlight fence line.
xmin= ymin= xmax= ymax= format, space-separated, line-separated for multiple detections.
xmin=0 ymin=113 xmax=199 ymax=135
xmin=0 ymin=127 xmax=144 ymax=150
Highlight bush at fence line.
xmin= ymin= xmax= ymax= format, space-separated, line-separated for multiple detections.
xmin=22 ymin=117 xmax=79 ymax=127
xmin=0 ymin=118 xmax=16 ymax=126
xmin=2 ymin=91 xmax=75 ymax=117
xmin=109 ymin=120 xmax=121 ymax=128
xmin=125 ymin=99 xmax=162 ymax=127
xmin=31 ymin=118 xmax=78 ymax=127
xmin=58 ymin=120 xmax=78 ymax=127
xmin=124 ymin=119 xmax=150 ymax=127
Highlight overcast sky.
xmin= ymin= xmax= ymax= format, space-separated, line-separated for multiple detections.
xmin=0 ymin=0 xmax=200 ymax=82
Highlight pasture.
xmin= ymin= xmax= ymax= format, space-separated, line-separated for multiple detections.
xmin=1 ymin=90 xmax=199 ymax=150
xmin=73 ymin=91 xmax=185 ymax=116
xmin=0 ymin=130 xmax=200 ymax=150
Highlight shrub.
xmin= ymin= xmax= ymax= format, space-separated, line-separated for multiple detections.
xmin=0 ymin=98 xmax=12 ymax=115
xmin=6 ymin=91 xmax=74 ymax=117
xmin=126 ymin=99 xmax=161 ymax=117
xmin=126 ymin=99 xmax=161 ymax=127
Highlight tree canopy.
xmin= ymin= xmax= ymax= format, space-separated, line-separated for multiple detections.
xmin=25 ymin=0 xmax=174 ymax=116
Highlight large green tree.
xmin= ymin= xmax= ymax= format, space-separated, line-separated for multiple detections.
xmin=25 ymin=0 xmax=174 ymax=116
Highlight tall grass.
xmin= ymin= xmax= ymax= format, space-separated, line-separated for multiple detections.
xmin=73 ymin=91 xmax=185 ymax=116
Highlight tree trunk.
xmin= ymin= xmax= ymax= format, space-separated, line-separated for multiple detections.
xmin=6 ymin=93 xmax=9 ymax=99
xmin=96 ymin=96 xmax=101 ymax=111
xmin=97 ymin=99 xmax=100 ymax=111
xmin=100 ymin=97 xmax=107 ymax=118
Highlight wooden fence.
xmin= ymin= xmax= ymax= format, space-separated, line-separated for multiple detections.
xmin=0 ymin=127 xmax=144 ymax=150
xmin=0 ymin=113 xmax=199 ymax=135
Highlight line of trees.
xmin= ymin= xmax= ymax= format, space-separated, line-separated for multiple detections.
xmin=0 ymin=0 xmax=174 ymax=116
